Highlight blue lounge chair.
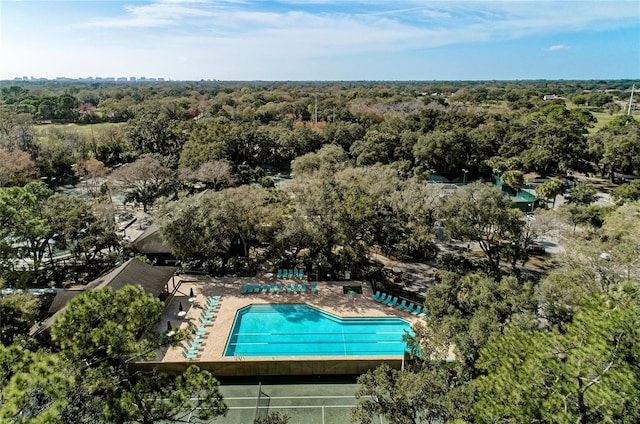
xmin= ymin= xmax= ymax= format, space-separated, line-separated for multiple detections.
xmin=286 ymin=283 xmax=292 ymax=293
xmin=247 ymin=285 xmax=254 ymax=293
xmin=262 ymin=284 xmax=268 ymax=294
xmin=294 ymin=269 xmax=299 ymax=278
xmin=270 ymin=283 xmax=275 ymax=293
xmin=311 ymin=283 xmax=317 ymax=293
xmin=396 ymin=299 xmax=407 ymax=310
xmin=195 ymin=328 xmax=207 ymax=336
xmin=241 ymin=284 xmax=248 ymax=294
xmin=405 ymin=303 xmax=415 ymax=313
xmin=382 ymin=294 xmax=394 ymax=304
xmin=183 ymin=351 xmax=197 ymax=360
xmin=387 ymin=297 xmax=398 ymax=307
xmin=294 ymin=283 xmax=300 ymax=292
xmin=372 ymin=290 xmax=382 ymax=300
xmin=276 ymin=283 xmax=282 ymax=292
xmin=277 ymin=269 xmax=282 ymax=278
xmin=288 ymin=269 xmax=294 ymax=278
xmin=210 ymin=295 xmax=221 ymax=299
xmin=412 ymin=305 xmax=423 ymax=315
xmin=254 ymin=284 xmax=261 ymax=292
xmin=301 ymin=283 xmax=307 ymax=293
xmin=377 ymin=293 xmax=388 ymax=303
xmin=299 ymin=269 xmax=305 ymax=279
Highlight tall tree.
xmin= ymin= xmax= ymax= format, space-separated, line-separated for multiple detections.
xmin=474 ymin=287 xmax=640 ymax=424
xmin=439 ymin=183 xmax=525 ymax=279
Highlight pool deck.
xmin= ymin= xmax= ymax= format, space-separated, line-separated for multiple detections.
xmin=148 ymin=275 xmax=423 ymax=375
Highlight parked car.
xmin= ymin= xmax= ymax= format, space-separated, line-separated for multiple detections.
xmin=526 ymin=242 xmax=545 ymax=255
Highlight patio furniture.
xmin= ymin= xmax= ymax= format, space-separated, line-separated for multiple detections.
xmin=396 ymin=299 xmax=407 ymax=310
xmin=277 ymin=269 xmax=282 ymax=278
xmin=387 ymin=297 xmax=398 ymax=307
xmin=311 ymin=283 xmax=317 ymax=293
xmin=262 ymin=284 xmax=268 ymax=294
xmin=299 ymin=269 xmax=305 ymax=279
xmin=412 ymin=305 xmax=423 ymax=316
xmin=294 ymin=283 xmax=300 ymax=292
xmin=276 ymin=283 xmax=282 ymax=292
xmin=270 ymin=283 xmax=275 ymax=293
xmin=301 ymin=283 xmax=307 ymax=293
xmin=288 ymin=269 xmax=294 ymax=278
xmin=404 ymin=303 xmax=415 ymax=313
xmin=254 ymin=284 xmax=261 ymax=292
xmin=286 ymin=283 xmax=292 ymax=293
xmin=377 ymin=293 xmax=388 ymax=303
xmin=294 ymin=269 xmax=299 ymax=278
xmin=372 ymin=290 xmax=382 ymax=300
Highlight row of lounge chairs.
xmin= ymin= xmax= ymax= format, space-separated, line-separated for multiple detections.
xmin=276 ymin=269 xmax=305 ymax=279
xmin=184 ymin=296 xmax=221 ymax=360
xmin=372 ymin=291 xmax=426 ymax=317
xmin=242 ymin=282 xmax=317 ymax=294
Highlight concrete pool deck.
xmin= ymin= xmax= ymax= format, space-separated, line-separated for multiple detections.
xmin=142 ymin=275 xmax=423 ymax=376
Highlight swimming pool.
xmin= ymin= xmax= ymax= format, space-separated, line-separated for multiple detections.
xmin=224 ymin=304 xmax=412 ymax=357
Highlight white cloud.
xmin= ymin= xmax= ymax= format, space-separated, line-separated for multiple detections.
xmin=547 ymin=44 xmax=570 ymax=51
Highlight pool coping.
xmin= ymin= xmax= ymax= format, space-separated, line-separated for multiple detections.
xmin=144 ymin=275 xmax=423 ymax=376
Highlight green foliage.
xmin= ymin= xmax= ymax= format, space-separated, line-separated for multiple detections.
xmin=535 ymin=179 xmax=564 ymax=205
xmin=1 ymin=286 xmax=228 ymax=423
xmin=0 ymin=292 xmax=40 ymax=344
xmin=474 ymin=287 xmax=640 ymax=424
xmin=569 ymin=181 xmax=597 ymax=205
xmin=440 ymin=183 xmax=525 ymax=278
xmin=612 ymin=179 xmax=640 ymax=204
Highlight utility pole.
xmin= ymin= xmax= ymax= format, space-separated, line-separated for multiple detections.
xmin=314 ymin=94 xmax=318 ymax=124
xmin=628 ymin=84 xmax=635 ymax=116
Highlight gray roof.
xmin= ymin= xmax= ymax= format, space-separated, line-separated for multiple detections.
xmin=32 ymin=258 xmax=177 ymax=336
xmin=131 ymin=224 xmax=173 ymax=255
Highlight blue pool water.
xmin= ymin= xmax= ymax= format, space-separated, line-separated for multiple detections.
xmin=224 ymin=304 xmax=412 ymax=357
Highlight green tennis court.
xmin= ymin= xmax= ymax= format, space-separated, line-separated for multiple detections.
xmin=183 ymin=379 xmax=385 ymax=423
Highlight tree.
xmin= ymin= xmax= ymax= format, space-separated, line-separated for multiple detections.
xmin=569 ymin=181 xmax=597 ymax=205
xmin=474 ymin=287 xmax=640 ymax=424
xmin=439 ymin=183 xmax=525 ymax=279
xmin=72 ymin=158 xmax=109 ymax=198
xmin=611 ymin=179 xmax=640 ymax=204
xmin=2 ymin=285 xmax=229 ymax=423
xmin=159 ymin=185 xmax=275 ymax=261
xmin=254 ymin=411 xmax=291 ymax=424
xmin=110 ymin=156 xmax=174 ymax=212
xmin=0 ymin=291 xmax=40 ymax=344
xmin=535 ymin=179 xmax=564 ymax=207
xmin=500 ymin=170 xmax=524 ymax=194
xmin=0 ymin=147 xmax=36 ymax=186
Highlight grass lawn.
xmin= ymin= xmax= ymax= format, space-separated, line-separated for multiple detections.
xmin=33 ymin=121 xmax=125 ymax=135
xmin=589 ymin=111 xmax=626 ymax=133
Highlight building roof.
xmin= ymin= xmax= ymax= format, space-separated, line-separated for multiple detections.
xmin=131 ymin=223 xmax=173 ymax=255
xmin=31 ymin=258 xmax=177 ymax=336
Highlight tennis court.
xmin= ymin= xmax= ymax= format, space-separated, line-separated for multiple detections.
xmin=208 ymin=379 xmax=385 ymax=424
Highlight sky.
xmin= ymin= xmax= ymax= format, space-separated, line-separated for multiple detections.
xmin=0 ymin=0 xmax=639 ymax=81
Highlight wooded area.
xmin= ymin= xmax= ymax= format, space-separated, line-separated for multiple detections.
xmin=1 ymin=79 xmax=639 ymax=423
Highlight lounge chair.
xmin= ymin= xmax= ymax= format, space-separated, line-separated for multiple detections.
xmin=377 ymin=293 xmax=388 ymax=303
xmin=286 ymin=283 xmax=292 ymax=293
xmin=412 ymin=305 xmax=423 ymax=316
xmin=246 ymin=285 xmax=253 ymax=293
xmin=276 ymin=283 xmax=282 ymax=292
xmin=387 ymin=297 xmax=398 ymax=307
xmin=299 ymin=269 xmax=305 ymax=279
xmin=277 ymin=269 xmax=282 ymax=278
xmin=301 ymin=283 xmax=307 ymax=293
xmin=294 ymin=283 xmax=300 ymax=292
xmin=183 ymin=351 xmax=198 ymax=360
xmin=396 ymin=299 xmax=407 ymax=310
xmin=294 ymin=269 xmax=299 ymax=278
xmin=254 ymin=284 xmax=261 ymax=292
xmin=202 ymin=312 xmax=215 ymax=318
xmin=270 ymin=283 xmax=275 ymax=293
xmin=199 ymin=317 xmax=212 ymax=325
xmin=372 ymin=290 xmax=381 ymax=300
xmin=210 ymin=295 xmax=221 ymax=299
xmin=241 ymin=284 xmax=248 ymax=294
xmin=288 ymin=269 xmax=294 ymax=278
xmin=195 ymin=328 xmax=207 ymax=336
xmin=262 ymin=284 xmax=268 ymax=294
xmin=404 ymin=303 xmax=415 ymax=313
xmin=382 ymin=294 xmax=394 ymax=305
xmin=311 ymin=283 xmax=317 ymax=293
